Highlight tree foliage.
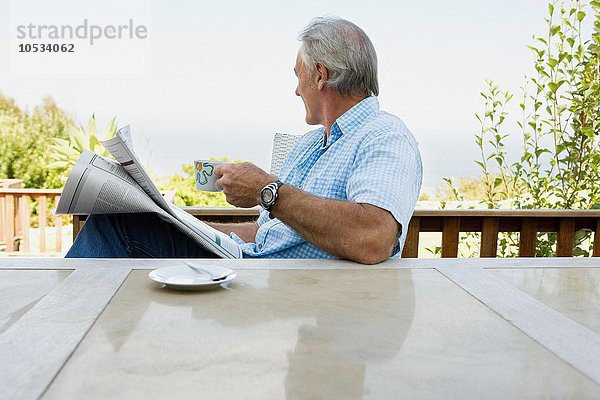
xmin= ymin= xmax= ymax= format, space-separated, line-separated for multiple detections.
xmin=0 ymin=93 xmax=72 ymax=188
xmin=0 ymin=93 xmax=236 ymax=209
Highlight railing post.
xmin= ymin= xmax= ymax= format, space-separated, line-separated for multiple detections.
xmin=480 ymin=217 xmax=499 ymax=257
xmin=556 ymin=218 xmax=575 ymax=257
xmin=14 ymin=196 xmax=22 ymax=244
xmin=0 ymin=194 xmax=6 ymax=248
xmin=21 ymin=195 xmax=31 ymax=253
xmin=6 ymin=195 xmax=15 ymax=252
xmin=593 ymin=219 xmax=600 ymax=257
xmin=519 ymin=219 xmax=537 ymax=257
xmin=38 ymin=195 xmax=47 ymax=253
xmin=442 ymin=217 xmax=460 ymax=258
xmin=73 ymin=215 xmax=84 ymax=241
xmin=55 ymin=195 xmax=62 ymax=252
xmin=401 ymin=217 xmax=420 ymax=258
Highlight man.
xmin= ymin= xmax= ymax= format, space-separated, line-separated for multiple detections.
xmin=67 ymin=16 xmax=422 ymax=264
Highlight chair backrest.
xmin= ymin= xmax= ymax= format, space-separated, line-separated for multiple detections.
xmin=270 ymin=132 xmax=301 ymax=176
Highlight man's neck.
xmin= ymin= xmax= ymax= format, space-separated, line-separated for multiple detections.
xmin=322 ymin=94 xmax=366 ymax=136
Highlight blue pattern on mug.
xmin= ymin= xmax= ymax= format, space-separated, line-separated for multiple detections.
xmin=196 ymin=162 xmax=214 ymax=185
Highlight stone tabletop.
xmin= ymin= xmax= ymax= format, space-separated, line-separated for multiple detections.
xmin=1 ymin=257 xmax=599 ymax=399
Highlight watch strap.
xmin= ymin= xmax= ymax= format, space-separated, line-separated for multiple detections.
xmin=262 ymin=180 xmax=284 ymax=217
xmin=269 ymin=180 xmax=285 ymax=219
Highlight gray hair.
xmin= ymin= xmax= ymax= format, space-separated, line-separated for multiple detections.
xmin=298 ymin=16 xmax=379 ymax=97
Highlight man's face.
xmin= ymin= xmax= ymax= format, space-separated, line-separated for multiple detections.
xmin=294 ymin=50 xmax=321 ymax=125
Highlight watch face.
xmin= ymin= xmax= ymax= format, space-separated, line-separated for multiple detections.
xmin=261 ymin=189 xmax=274 ymax=204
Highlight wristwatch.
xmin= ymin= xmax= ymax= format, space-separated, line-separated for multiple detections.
xmin=260 ymin=180 xmax=285 ymax=218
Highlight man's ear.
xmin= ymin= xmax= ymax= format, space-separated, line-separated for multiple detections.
xmin=314 ymin=62 xmax=329 ymax=90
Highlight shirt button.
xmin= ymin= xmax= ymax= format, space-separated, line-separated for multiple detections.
xmin=258 ymin=244 xmax=263 ymax=250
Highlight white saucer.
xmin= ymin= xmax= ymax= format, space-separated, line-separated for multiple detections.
xmin=149 ymin=264 xmax=237 ymax=291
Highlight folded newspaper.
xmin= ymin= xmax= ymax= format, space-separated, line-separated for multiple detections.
xmin=56 ymin=125 xmax=243 ymax=259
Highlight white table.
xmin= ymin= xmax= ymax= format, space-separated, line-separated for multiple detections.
xmin=1 ymin=257 xmax=600 ymax=399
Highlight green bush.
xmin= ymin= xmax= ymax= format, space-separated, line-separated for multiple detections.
xmin=0 ymin=93 xmax=72 ymax=188
xmin=159 ymin=158 xmax=245 ymax=207
xmin=445 ymin=0 xmax=600 ymax=256
xmin=48 ymin=114 xmax=117 ymax=179
xmin=473 ymin=0 xmax=600 ymax=210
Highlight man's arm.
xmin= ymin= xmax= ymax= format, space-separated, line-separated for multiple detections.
xmin=271 ymin=185 xmax=399 ymax=264
xmin=208 ymin=221 xmax=259 ymax=243
xmin=215 ymin=162 xmax=399 ymax=264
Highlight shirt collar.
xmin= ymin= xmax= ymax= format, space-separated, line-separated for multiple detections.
xmin=321 ymin=96 xmax=380 ymax=147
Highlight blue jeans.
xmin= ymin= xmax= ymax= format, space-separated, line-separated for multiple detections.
xmin=66 ymin=213 xmax=218 ymax=258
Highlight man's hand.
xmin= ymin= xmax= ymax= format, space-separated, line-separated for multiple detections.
xmin=215 ymin=162 xmax=275 ymax=208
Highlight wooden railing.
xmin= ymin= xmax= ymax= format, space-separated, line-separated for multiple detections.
xmin=402 ymin=209 xmax=600 ymax=258
xmin=0 ymin=189 xmax=64 ymax=253
xmin=72 ymin=208 xmax=600 ymax=258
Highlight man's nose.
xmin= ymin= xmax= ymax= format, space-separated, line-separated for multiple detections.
xmin=295 ymin=86 xmax=300 ymax=96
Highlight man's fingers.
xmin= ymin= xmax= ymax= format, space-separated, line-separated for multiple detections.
xmin=214 ymin=163 xmax=231 ymax=176
xmin=215 ymin=175 xmax=230 ymax=190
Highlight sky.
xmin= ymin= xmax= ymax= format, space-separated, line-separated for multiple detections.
xmin=0 ymin=0 xmax=561 ymax=191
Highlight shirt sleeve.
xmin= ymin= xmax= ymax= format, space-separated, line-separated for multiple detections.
xmin=346 ymin=131 xmax=422 ymax=253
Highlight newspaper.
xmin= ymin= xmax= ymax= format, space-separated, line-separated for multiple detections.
xmin=56 ymin=126 xmax=243 ymax=259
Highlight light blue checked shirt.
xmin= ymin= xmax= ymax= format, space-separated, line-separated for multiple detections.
xmin=231 ymin=96 xmax=422 ymax=259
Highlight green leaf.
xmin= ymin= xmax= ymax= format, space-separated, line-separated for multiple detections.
xmin=535 ymin=148 xmax=551 ymax=157
xmin=46 ymin=161 xmax=69 ymax=169
xmin=577 ymin=11 xmax=585 ymax=22
xmin=51 ymin=138 xmax=69 ymax=147
xmin=70 ymin=126 xmax=86 ymax=152
xmin=85 ymin=114 xmax=97 ymax=138
xmin=548 ymin=81 xmax=564 ymax=93
xmin=581 ymin=126 xmax=594 ymax=137
xmin=101 ymin=117 xmax=118 ymax=140
xmin=89 ymin=135 xmax=102 ymax=152
xmin=526 ymin=45 xmax=543 ymax=57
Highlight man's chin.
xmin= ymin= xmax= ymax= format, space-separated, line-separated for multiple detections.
xmin=305 ymin=116 xmax=318 ymax=126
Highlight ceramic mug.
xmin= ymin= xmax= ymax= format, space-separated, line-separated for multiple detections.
xmin=194 ymin=160 xmax=227 ymax=191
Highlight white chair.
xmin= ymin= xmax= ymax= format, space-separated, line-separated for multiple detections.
xmin=270 ymin=132 xmax=301 ymax=176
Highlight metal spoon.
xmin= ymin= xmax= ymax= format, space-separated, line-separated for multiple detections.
xmin=183 ymin=261 xmax=230 ymax=281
